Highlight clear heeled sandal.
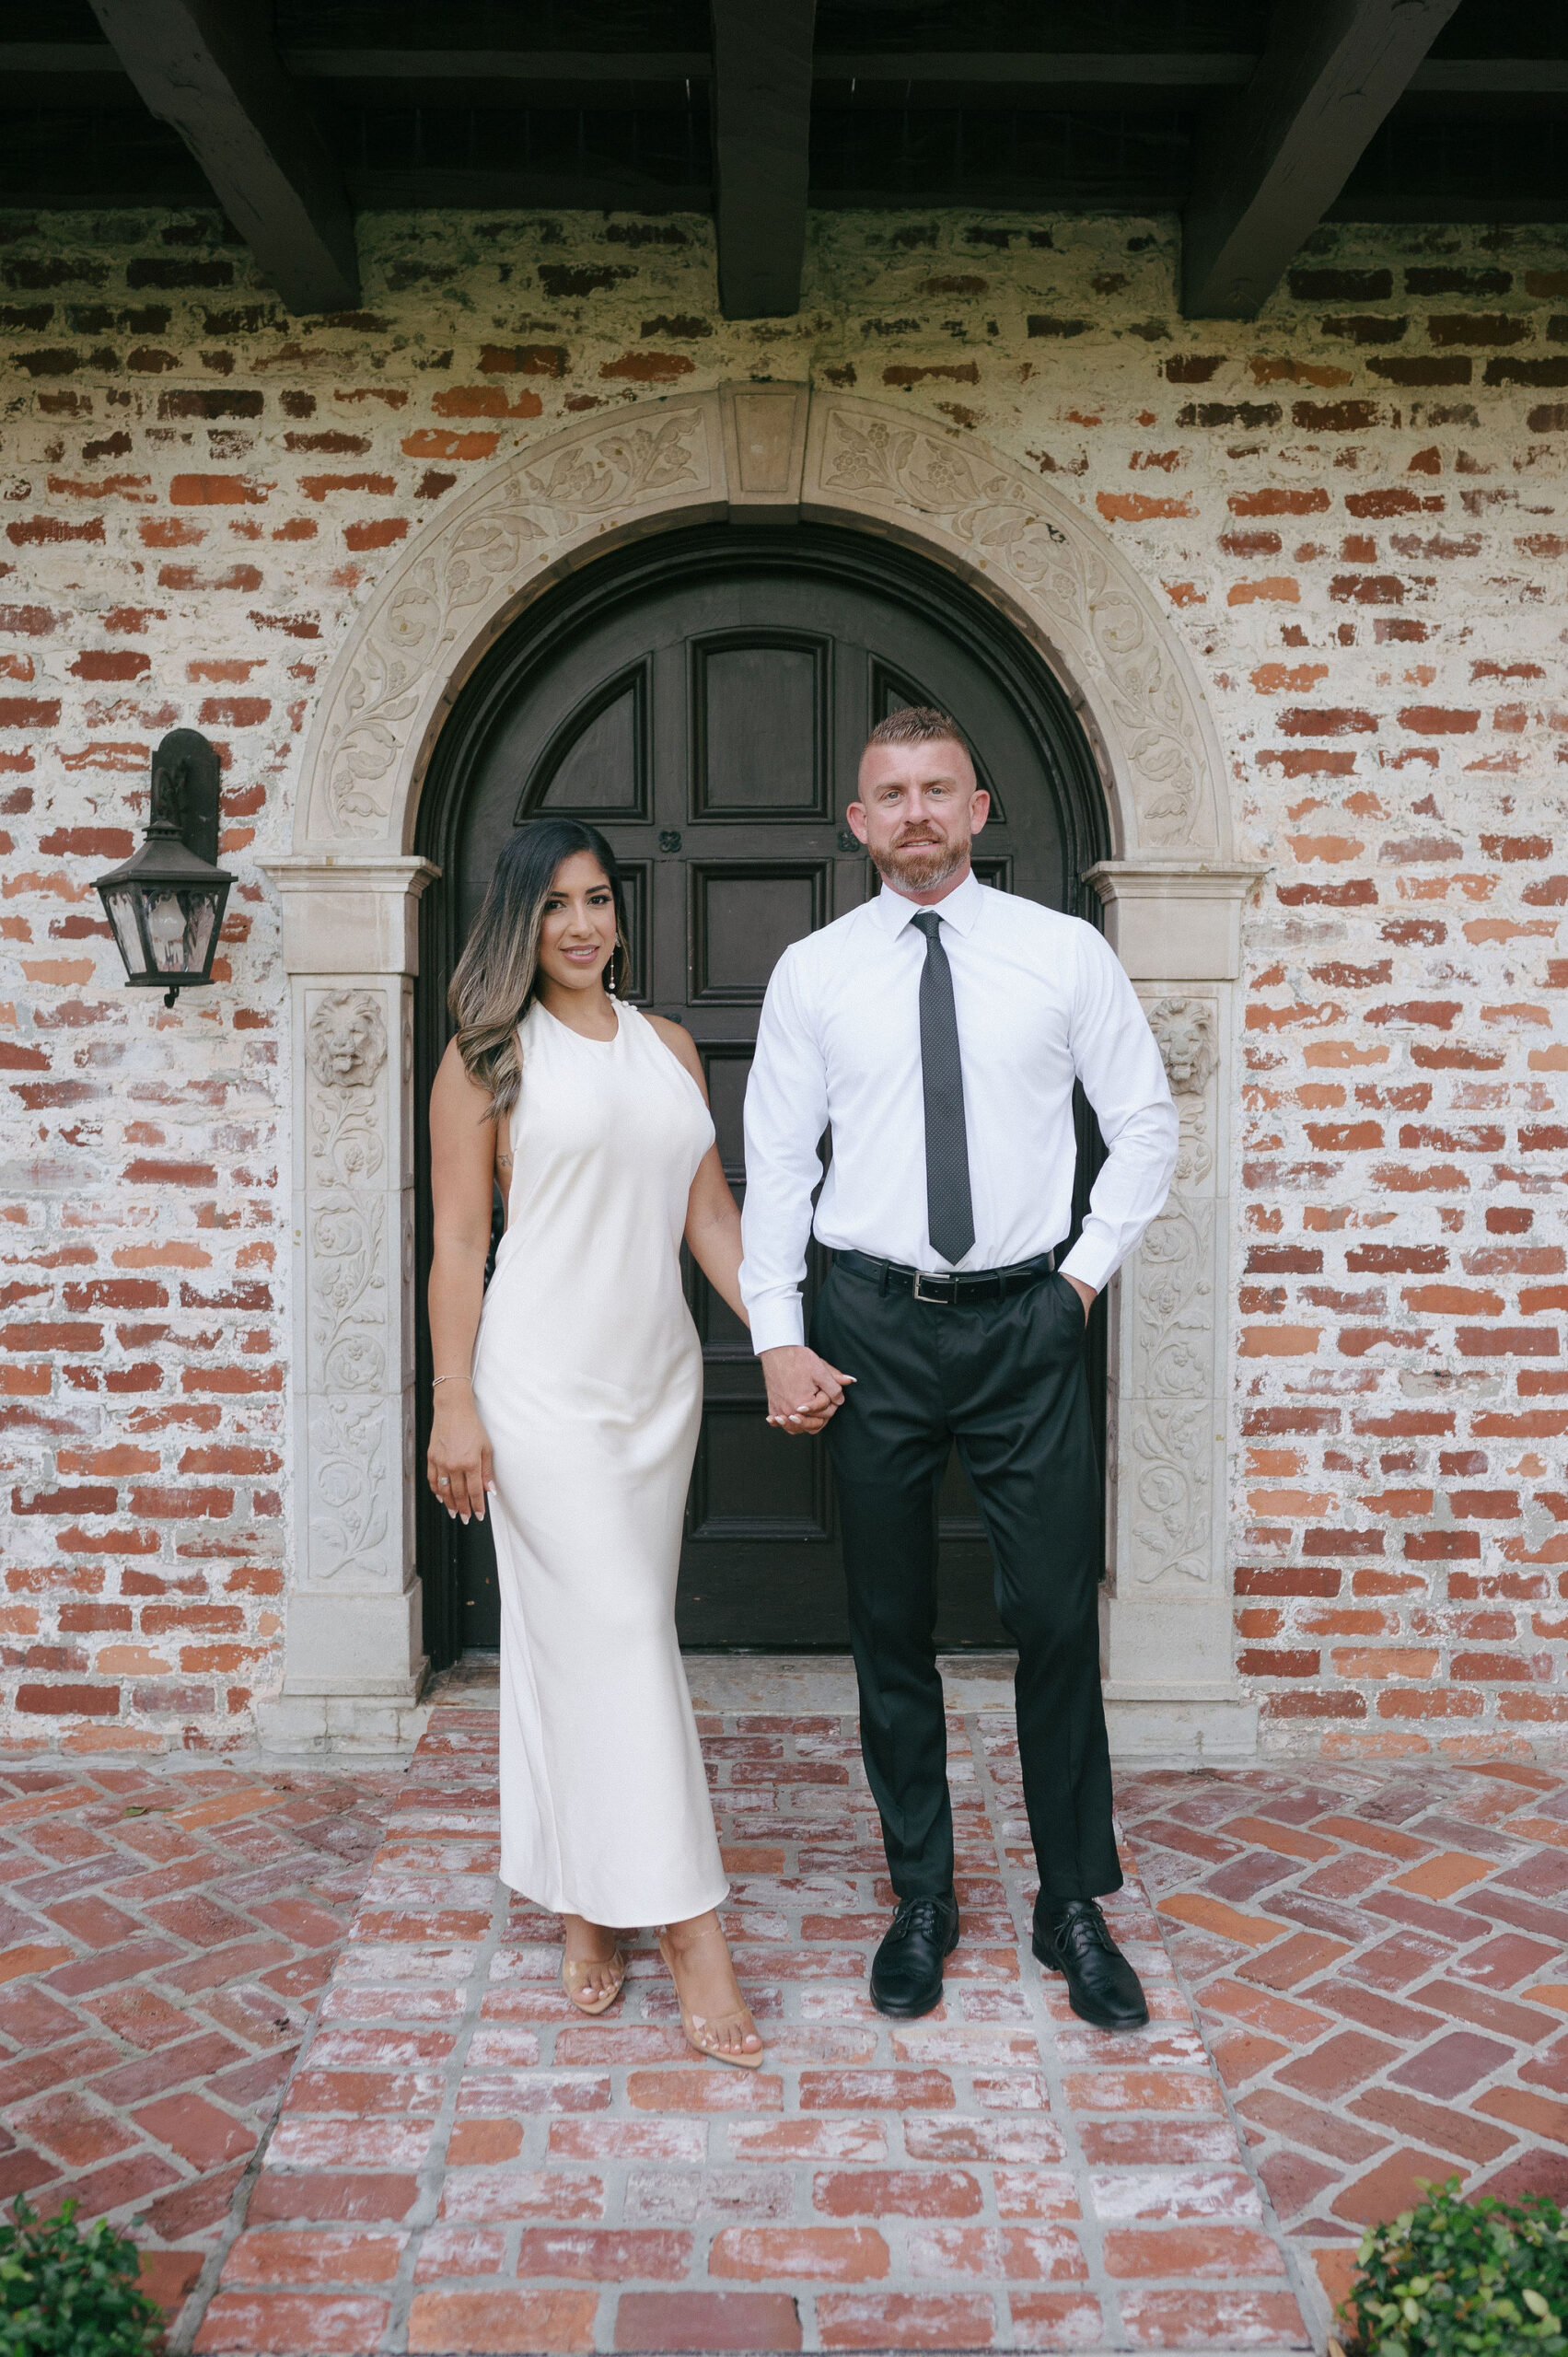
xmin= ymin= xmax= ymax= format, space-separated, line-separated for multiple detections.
xmin=561 ymin=1946 xmax=626 ymax=2016
xmin=657 ymin=1931 xmax=765 ymax=2069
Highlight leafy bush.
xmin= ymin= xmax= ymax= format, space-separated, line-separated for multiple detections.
xmin=0 ymin=2197 xmax=162 ymax=2356
xmin=1342 ymin=2177 xmax=1568 ymax=2356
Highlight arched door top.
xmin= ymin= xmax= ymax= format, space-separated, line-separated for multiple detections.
xmin=287 ymin=384 xmax=1232 ymax=867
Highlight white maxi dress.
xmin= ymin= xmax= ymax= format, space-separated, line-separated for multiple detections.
xmin=471 ymin=997 xmax=728 ymax=1927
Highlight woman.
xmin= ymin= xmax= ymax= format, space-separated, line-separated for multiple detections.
xmin=427 ymin=818 xmax=822 ymax=2063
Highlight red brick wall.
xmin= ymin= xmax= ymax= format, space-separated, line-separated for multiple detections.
xmin=0 ymin=209 xmax=1562 ymax=1755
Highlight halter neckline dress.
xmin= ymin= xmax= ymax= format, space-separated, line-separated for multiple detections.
xmin=472 ymin=997 xmax=727 ymax=1926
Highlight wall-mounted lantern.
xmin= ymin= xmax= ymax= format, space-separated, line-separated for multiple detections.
xmin=95 ymin=729 xmax=235 ymax=1008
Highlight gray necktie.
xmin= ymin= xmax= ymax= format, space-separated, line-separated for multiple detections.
xmin=912 ymin=910 xmax=975 ymax=1265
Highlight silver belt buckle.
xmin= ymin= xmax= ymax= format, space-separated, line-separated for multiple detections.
xmin=913 ymin=1271 xmax=956 ymax=1306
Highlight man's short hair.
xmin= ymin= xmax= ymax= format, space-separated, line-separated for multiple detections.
xmin=864 ymin=704 xmax=971 ymax=762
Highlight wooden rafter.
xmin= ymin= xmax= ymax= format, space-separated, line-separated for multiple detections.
xmin=85 ymin=0 xmax=359 ymax=314
xmin=12 ymin=39 xmax=1567 ymax=100
xmin=710 ymin=0 xmax=817 ymax=320
xmin=1181 ymin=0 xmax=1466 ymax=319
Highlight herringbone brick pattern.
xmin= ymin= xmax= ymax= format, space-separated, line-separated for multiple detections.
xmin=0 ymin=1759 xmax=400 ymax=2332
xmin=6 ymin=1720 xmax=1568 ymax=2353
xmin=193 ymin=1696 xmax=1309 ymax=2354
xmin=1119 ymin=1759 xmax=1568 ymax=2332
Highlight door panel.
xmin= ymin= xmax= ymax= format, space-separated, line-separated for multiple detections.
xmin=531 ymin=666 xmax=649 ymax=818
xmin=692 ymin=1405 xmax=833 ymax=1539
xmin=692 ymin=865 xmax=830 ymax=1002
xmin=693 ymin=634 xmax=830 ymax=818
xmin=414 ymin=522 xmax=1108 ymax=1665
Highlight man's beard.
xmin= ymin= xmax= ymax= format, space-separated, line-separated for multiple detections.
xmin=877 ymin=830 xmax=969 ymax=892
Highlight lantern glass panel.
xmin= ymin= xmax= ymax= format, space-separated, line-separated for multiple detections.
xmin=145 ymin=890 xmax=186 ymax=973
xmin=184 ymin=891 xmax=218 ymax=971
xmin=144 ymin=888 xmax=218 ymax=977
xmin=103 ymin=885 xmax=149 ymax=976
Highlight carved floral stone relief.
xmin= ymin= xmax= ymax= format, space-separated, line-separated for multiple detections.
xmin=1130 ymin=1400 xmax=1214 ymax=1587
xmin=1125 ymin=1194 xmax=1218 ymax=1588
xmin=521 ymin=411 xmax=709 ymax=516
xmin=296 ymin=389 xmax=1226 ymax=865
xmin=1132 ymin=1196 xmax=1215 ymax=1403
xmin=308 ymin=1395 xmax=390 ymax=1585
xmin=812 ymin=404 xmax=1219 ymax=855
xmin=314 ymin=407 xmax=714 ymax=842
xmin=1119 ymin=988 xmax=1232 ymax=1595
xmin=309 ymin=1194 xmax=387 ymax=1398
xmin=302 ymin=985 xmax=398 ymax=1582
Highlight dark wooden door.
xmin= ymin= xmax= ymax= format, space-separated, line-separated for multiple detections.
xmin=415 ymin=524 xmax=1107 ymax=1664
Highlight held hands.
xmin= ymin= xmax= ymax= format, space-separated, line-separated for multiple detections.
xmin=759 ymin=1283 xmax=1086 ymax=1442
xmin=427 ymin=1378 xmax=495 ymax=1523
xmin=761 ymin=1345 xmax=854 ymax=1436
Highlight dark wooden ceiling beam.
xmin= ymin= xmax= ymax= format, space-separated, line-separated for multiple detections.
xmin=710 ymin=0 xmax=816 ymax=319
xmin=82 ymin=0 xmax=359 ymax=313
xmin=1181 ymin=0 xmax=1466 ymax=319
xmin=284 ymin=49 xmax=711 ymax=84
xmin=814 ymin=54 xmax=1568 ymax=93
xmin=9 ymin=41 xmax=1568 ymax=98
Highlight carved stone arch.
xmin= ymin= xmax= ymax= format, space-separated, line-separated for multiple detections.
xmin=281 ymin=388 xmax=1232 ymax=862
xmin=261 ymin=385 xmax=1263 ymax=1760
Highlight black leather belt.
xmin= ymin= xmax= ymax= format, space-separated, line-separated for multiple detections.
xmin=836 ymin=1247 xmax=1057 ymax=1306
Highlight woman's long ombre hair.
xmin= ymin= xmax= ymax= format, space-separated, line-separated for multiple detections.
xmin=448 ymin=818 xmax=632 ymax=1121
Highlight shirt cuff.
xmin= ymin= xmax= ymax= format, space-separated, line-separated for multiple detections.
xmin=748 ymin=1295 xmax=806 ymax=1355
xmin=1059 ymin=1236 xmax=1118 ymax=1295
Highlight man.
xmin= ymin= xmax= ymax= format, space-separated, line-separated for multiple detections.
xmin=738 ymin=706 xmax=1178 ymax=2030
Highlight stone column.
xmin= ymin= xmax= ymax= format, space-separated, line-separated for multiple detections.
xmin=257 ymin=855 xmax=438 ymax=1752
xmin=1086 ymin=861 xmax=1267 ymax=1760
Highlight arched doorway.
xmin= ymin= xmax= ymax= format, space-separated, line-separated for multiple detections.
xmin=265 ymin=386 xmax=1260 ymax=1760
xmin=412 ymin=518 xmax=1110 ymax=1668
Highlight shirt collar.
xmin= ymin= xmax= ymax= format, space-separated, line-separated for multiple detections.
xmin=868 ymin=866 xmax=986 ymax=940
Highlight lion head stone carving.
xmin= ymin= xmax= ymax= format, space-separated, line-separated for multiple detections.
xmin=1148 ymin=997 xmax=1216 ymax=1097
xmin=307 ymin=991 xmax=388 ymax=1093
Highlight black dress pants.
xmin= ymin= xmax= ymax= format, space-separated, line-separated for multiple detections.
xmin=811 ymin=1254 xmax=1121 ymax=1905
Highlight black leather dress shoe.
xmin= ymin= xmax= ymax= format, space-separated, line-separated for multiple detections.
xmin=1033 ymin=1898 xmax=1149 ymax=2031
xmin=869 ymin=1893 xmax=960 ymax=2018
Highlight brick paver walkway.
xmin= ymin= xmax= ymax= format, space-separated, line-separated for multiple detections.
xmin=0 ymin=1758 xmax=400 ymax=2338
xmin=6 ymin=1704 xmax=1567 ymax=2354
xmin=1119 ymin=1760 xmax=1568 ymax=2333
xmin=193 ymin=1693 xmax=1310 ymax=2355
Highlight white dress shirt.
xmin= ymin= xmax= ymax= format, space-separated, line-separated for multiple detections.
xmin=739 ymin=870 xmax=1179 ymax=1354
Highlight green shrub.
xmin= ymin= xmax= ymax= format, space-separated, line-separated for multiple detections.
xmin=0 ymin=2197 xmax=162 ymax=2357
xmin=1342 ymin=2176 xmax=1568 ymax=2356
